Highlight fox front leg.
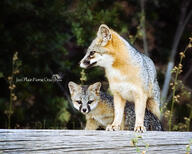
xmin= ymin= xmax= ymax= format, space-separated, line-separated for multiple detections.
xmin=106 ymin=93 xmax=126 ymax=131
xmin=85 ymin=117 xmax=100 ymax=130
xmin=134 ymin=95 xmax=147 ymax=133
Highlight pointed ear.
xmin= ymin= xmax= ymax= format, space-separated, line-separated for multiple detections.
xmin=68 ymin=81 xmax=80 ymax=95
xmin=88 ymin=82 xmax=101 ymax=95
xmin=97 ymin=24 xmax=112 ymax=46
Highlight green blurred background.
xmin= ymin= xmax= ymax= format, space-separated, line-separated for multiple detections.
xmin=0 ymin=0 xmax=191 ymax=131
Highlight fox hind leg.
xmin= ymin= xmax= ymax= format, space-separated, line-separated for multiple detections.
xmin=147 ymin=80 xmax=161 ymax=119
xmin=147 ymin=98 xmax=160 ymax=119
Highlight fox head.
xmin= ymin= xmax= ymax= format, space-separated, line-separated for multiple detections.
xmin=68 ymin=81 xmax=101 ymax=114
xmin=80 ymin=24 xmax=114 ymax=69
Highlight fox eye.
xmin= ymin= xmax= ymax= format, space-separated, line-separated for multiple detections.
xmin=76 ymin=101 xmax=82 ymax=104
xmin=88 ymin=100 xmax=94 ymax=104
xmin=90 ymin=51 xmax=95 ymax=55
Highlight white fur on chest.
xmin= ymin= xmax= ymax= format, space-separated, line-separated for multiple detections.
xmin=106 ymin=68 xmax=137 ymax=102
xmin=110 ymin=82 xmax=136 ymax=102
xmin=106 ymin=67 xmax=127 ymax=80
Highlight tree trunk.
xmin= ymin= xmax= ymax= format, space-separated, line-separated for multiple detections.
xmin=140 ymin=0 xmax=149 ymax=56
xmin=161 ymin=0 xmax=192 ymax=105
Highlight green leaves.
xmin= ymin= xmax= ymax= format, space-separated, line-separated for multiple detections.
xmin=0 ymin=72 xmax=4 ymax=78
xmin=72 ymin=22 xmax=85 ymax=46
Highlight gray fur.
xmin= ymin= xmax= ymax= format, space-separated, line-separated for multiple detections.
xmin=124 ymin=103 xmax=162 ymax=131
xmin=100 ymin=91 xmax=162 ymax=131
xmin=121 ymin=37 xmax=160 ymax=107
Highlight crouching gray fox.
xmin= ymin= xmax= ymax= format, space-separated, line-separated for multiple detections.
xmin=68 ymin=81 xmax=163 ymax=131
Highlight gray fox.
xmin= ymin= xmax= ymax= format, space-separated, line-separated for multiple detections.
xmin=68 ymin=81 xmax=163 ymax=131
xmin=80 ymin=24 xmax=161 ymax=132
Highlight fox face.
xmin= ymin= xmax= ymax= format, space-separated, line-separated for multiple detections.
xmin=68 ymin=81 xmax=101 ymax=114
xmin=80 ymin=24 xmax=114 ymax=68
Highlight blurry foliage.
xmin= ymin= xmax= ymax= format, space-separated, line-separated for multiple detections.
xmin=0 ymin=0 xmax=191 ymax=130
xmin=166 ymin=39 xmax=192 ymax=131
xmin=5 ymin=52 xmax=21 ymax=128
xmin=130 ymin=135 xmax=149 ymax=153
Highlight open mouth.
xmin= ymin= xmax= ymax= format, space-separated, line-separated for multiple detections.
xmin=87 ymin=62 xmax=97 ymax=68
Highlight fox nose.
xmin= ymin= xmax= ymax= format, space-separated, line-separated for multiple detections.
xmin=83 ymin=60 xmax=90 ymax=65
xmin=82 ymin=108 xmax=87 ymax=113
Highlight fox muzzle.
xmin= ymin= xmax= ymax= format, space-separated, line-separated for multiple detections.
xmin=80 ymin=59 xmax=97 ymax=69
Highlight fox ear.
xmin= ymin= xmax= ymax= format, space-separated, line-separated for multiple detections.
xmin=97 ymin=24 xmax=112 ymax=46
xmin=88 ymin=82 xmax=101 ymax=95
xmin=68 ymin=81 xmax=80 ymax=95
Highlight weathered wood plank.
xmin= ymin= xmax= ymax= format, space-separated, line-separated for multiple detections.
xmin=0 ymin=129 xmax=191 ymax=153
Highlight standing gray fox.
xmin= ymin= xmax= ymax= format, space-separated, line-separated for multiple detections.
xmin=80 ymin=24 xmax=161 ymax=132
xmin=68 ymin=82 xmax=163 ymax=131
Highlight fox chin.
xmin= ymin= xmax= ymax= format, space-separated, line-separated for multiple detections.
xmin=80 ymin=24 xmax=161 ymax=133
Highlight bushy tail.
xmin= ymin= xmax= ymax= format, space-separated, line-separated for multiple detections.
xmin=147 ymin=98 xmax=161 ymax=119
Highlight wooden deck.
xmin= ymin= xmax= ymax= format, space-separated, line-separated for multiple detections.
xmin=0 ymin=129 xmax=191 ymax=153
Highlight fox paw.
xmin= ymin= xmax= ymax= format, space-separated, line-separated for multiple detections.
xmin=134 ymin=125 xmax=146 ymax=133
xmin=106 ymin=124 xmax=121 ymax=131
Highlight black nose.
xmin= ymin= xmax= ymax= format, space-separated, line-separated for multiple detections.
xmin=83 ymin=60 xmax=90 ymax=65
xmin=82 ymin=108 xmax=87 ymax=112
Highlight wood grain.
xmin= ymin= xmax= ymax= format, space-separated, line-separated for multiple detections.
xmin=0 ymin=129 xmax=191 ymax=153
